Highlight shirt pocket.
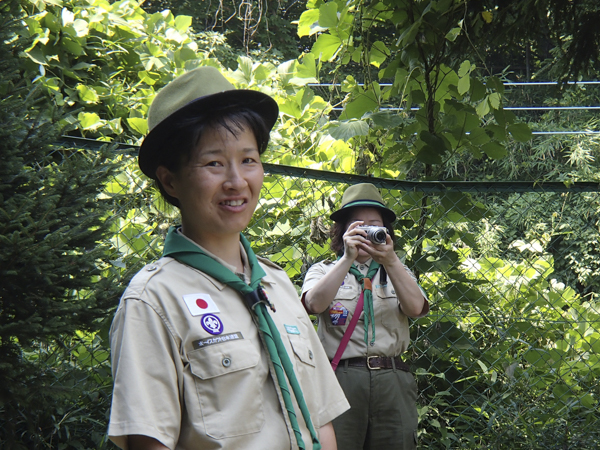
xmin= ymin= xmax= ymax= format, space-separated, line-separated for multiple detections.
xmin=374 ymin=285 xmax=402 ymax=328
xmin=286 ymin=333 xmax=320 ymax=427
xmin=188 ymin=339 xmax=265 ymax=439
xmin=287 ymin=334 xmax=317 ymax=368
xmin=334 ymin=283 xmax=360 ymax=300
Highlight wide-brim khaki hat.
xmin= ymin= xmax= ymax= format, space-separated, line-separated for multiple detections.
xmin=330 ymin=183 xmax=396 ymax=223
xmin=139 ymin=66 xmax=279 ymax=179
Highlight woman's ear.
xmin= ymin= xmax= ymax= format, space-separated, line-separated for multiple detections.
xmin=155 ymin=166 xmax=179 ymax=199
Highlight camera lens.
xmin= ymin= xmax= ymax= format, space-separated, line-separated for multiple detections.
xmin=370 ymin=228 xmax=387 ymax=244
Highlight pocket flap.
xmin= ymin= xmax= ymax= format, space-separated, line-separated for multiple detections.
xmin=189 ymin=339 xmax=260 ymax=380
xmin=288 ymin=334 xmax=316 ymax=368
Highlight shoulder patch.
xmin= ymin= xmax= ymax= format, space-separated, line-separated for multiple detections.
xmin=256 ymin=255 xmax=285 ymax=271
xmin=322 ymin=259 xmax=335 ymax=265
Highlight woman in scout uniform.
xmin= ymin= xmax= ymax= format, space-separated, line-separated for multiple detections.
xmin=301 ymin=183 xmax=429 ymax=450
xmin=107 ymin=67 xmax=349 ymax=450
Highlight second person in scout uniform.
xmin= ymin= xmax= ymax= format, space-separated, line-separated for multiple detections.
xmin=302 ymin=183 xmax=429 ymax=450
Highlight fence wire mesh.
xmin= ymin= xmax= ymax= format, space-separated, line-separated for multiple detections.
xmin=23 ymin=143 xmax=600 ymax=448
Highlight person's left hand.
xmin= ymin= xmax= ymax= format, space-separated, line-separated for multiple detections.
xmin=359 ymin=233 xmax=399 ymax=267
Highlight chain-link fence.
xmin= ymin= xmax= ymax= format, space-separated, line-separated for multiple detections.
xmin=251 ymin=165 xmax=600 ymax=449
xmin=24 ymin=140 xmax=600 ymax=448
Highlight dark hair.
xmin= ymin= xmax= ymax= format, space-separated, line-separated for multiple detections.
xmin=330 ymin=208 xmax=396 ymax=256
xmin=153 ymin=107 xmax=271 ymax=207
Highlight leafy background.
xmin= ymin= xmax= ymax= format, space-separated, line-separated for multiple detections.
xmin=1 ymin=0 xmax=599 ymax=448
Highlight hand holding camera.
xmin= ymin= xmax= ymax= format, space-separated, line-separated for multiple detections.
xmin=356 ymin=225 xmax=388 ymax=245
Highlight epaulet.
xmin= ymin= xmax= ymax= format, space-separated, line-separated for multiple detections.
xmin=124 ymin=257 xmax=170 ymax=294
xmin=256 ymin=255 xmax=285 ymax=271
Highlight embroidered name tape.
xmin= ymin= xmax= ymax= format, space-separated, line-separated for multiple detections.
xmin=284 ymin=324 xmax=300 ymax=335
xmin=192 ymin=332 xmax=243 ymax=349
xmin=183 ymin=293 xmax=220 ymax=316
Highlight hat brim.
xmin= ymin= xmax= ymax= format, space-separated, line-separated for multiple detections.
xmin=330 ymin=200 xmax=396 ymax=223
xmin=139 ymin=89 xmax=279 ymax=179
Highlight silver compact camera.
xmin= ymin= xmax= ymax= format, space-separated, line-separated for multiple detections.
xmin=356 ymin=225 xmax=388 ymax=244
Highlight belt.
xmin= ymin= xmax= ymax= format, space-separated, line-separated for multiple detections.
xmin=343 ymin=356 xmax=410 ymax=372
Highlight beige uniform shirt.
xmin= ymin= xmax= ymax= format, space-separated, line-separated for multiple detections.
xmin=301 ymin=259 xmax=428 ymax=360
xmin=108 ymin=249 xmax=349 ymax=449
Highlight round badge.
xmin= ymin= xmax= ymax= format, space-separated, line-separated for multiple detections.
xmin=201 ymin=314 xmax=223 ymax=335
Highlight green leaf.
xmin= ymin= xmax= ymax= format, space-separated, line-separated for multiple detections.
xmin=445 ymin=283 xmax=488 ymax=305
xmin=470 ymin=79 xmax=486 ymax=102
xmin=476 ymin=99 xmax=490 ymax=117
xmin=457 ymin=76 xmax=470 ymax=95
xmin=368 ymin=41 xmax=389 ymax=68
xmin=409 ymin=89 xmax=426 ymax=105
xmin=420 ymin=130 xmax=446 ymax=150
xmin=508 ymin=123 xmax=533 ymax=142
xmin=311 ymin=33 xmax=342 ymax=61
xmin=318 ymin=2 xmax=339 ymax=28
xmin=458 ymin=60 xmax=471 ymax=77
xmin=485 ymin=124 xmax=507 ymax=141
xmin=297 ymin=9 xmax=325 ymax=37
xmin=445 ymin=27 xmax=461 ymax=42
xmin=174 ymin=15 xmax=192 ymax=32
xmin=78 ymin=112 xmax=102 ymax=130
xmin=327 ymin=120 xmax=369 ymax=141
xmin=524 ymin=349 xmax=549 ymax=368
xmin=487 ymin=76 xmax=505 ymax=95
xmin=367 ymin=111 xmax=404 ymax=128
xmin=340 ymin=90 xmax=379 ymax=120
xmin=488 ymin=92 xmax=501 ymax=109
xmin=73 ymin=18 xmax=88 ymax=37
xmin=294 ymin=53 xmax=317 ymax=81
xmin=76 ymin=85 xmax=99 ymax=104
xmin=396 ymin=20 xmax=421 ymax=47
xmin=481 ymin=141 xmax=507 ymax=159
xmin=127 ymin=118 xmax=148 ymax=135
xmin=26 ymin=47 xmax=47 ymax=65
xmin=467 ymin=128 xmax=491 ymax=146
xmin=416 ymin=146 xmax=443 ymax=164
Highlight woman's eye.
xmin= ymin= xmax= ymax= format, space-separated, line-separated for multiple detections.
xmin=243 ymin=157 xmax=258 ymax=164
xmin=205 ymin=161 xmax=222 ymax=167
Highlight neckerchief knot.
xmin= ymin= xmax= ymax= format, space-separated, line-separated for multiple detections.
xmin=349 ymin=260 xmax=380 ymax=346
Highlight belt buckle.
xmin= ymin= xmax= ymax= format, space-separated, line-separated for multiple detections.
xmin=367 ymin=356 xmax=381 ymax=370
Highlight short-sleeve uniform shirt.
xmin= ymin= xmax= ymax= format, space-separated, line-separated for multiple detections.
xmin=301 ymin=259 xmax=428 ymax=360
xmin=108 ymin=250 xmax=349 ymax=449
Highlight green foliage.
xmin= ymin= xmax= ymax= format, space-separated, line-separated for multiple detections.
xmin=0 ymin=0 xmax=120 ymax=446
xmin=4 ymin=0 xmax=600 ymax=447
xmin=142 ymin=0 xmax=306 ymax=61
xmin=19 ymin=0 xmax=238 ymax=144
xmin=296 ymin=0 xmax=532 ymax=181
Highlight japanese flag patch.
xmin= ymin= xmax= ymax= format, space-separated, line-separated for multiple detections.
xmin=183 ymin=293 xmax=220 ymax=316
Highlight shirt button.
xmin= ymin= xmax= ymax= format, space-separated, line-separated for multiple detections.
xmin=222 ymin=357 xmax=232 ymax=367
xmin=360 ymin=265 xmax=365 ymax=270
xmin=308 ymin=350 xmax=314 ymax=360
xmin=147 ymin=265 xmax=157 ymax=271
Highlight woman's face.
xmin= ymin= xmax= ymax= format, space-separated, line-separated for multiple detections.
xmin=346 ymin=207 xmax=384 ymax=262
xmin=157 ymin=123 xmax=264 ymax=246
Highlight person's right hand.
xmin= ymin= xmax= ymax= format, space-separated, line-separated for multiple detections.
xmin=342 ymin=221 xmax=369 ymax=262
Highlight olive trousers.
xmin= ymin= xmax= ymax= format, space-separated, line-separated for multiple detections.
xmin=332 ymin=361 xmax=419 ymax=450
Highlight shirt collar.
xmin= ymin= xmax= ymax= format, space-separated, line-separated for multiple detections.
xmin=176 ymin=227 xmax=251 ymax=283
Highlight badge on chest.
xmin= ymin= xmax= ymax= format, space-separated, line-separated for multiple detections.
xmin=329 ymin=302 xmax=349 ymax=326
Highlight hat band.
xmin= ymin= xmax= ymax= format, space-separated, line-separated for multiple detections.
xmin=341 ymin=199 xmax=387 ymax=210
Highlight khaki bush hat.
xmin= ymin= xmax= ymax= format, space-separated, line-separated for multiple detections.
xmin=330 ymin=183 xmax=396 ymax=223
xmin=139 ymin=66 xmax=279 ymax=179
